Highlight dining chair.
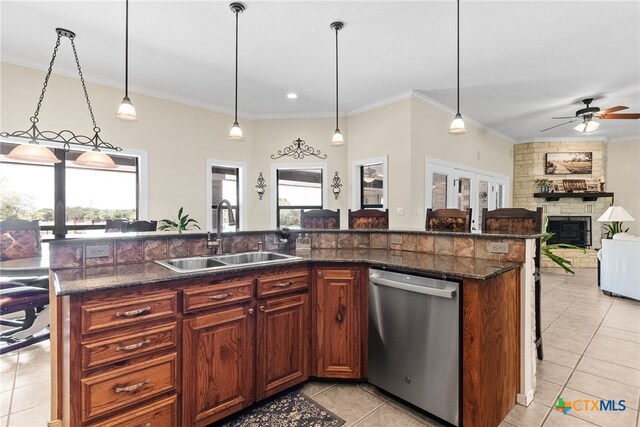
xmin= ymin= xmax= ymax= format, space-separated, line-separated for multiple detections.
xmin=301 ymin=209 xmax=340 ymax=229
xmin=348 ymin=209 xmax=389 ymax=230
xmin=425 ymin=208 xmax=472 ymax=232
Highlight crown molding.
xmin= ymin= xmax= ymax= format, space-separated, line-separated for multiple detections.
xmin=346 ymin=90 xmax=414 ymax=116
xmin=516 ymin=137 xmax=608 ymax=144
xmin=2 ymin=58 xmax=251 ymax=119
xmin=409 ymin=90 xmax=516 ymax=143
xmin=608 ymin=135 xmax=640 ymax=143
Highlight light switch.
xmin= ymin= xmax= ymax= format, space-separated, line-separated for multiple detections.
xmin=396 ymin=207 xmax=405 ymax=216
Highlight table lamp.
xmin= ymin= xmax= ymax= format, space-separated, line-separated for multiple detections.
xmin=597 ymin=206 xmax=635 ymax=238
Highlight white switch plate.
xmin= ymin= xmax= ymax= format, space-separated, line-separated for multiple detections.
xmin=489 ymin=242 xmax=509 ymax=254
xmin=396 ymin=207 xmax=405 ymax=215
xmin=86 ymin=244 xmax=110 ymax=258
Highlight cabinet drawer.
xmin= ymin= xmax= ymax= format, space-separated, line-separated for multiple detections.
xmin=82 ymin=353 xmax=178 ymax=421
xmin=88 ymin=394 xmax=177 ymax=427
xmin=257 ymin=269 xmax=309 ymax=298
xmin=183 ymin=279 xmax=253 ymax=313
xmin=81 ymin=292 xmax=178 ymax=335
xmin=82 ymin=323 xmax=178 ymax=370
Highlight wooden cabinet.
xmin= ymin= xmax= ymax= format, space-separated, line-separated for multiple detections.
xmin=182 ymin=303 xmax=255 ymax=427
xmin=313 ymin=267 xmax=366 ymax=379
xmin=181 ymin=267 xmax=310 ymax=426
xmin=256 ymin=292 xmax=310 ymax=400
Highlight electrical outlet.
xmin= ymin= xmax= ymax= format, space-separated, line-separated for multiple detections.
xmin=489 ymin=242 xmax=509 ymax=254
xmin=389 ymin=234 xmax=403 ymax=244
xmin=86 ymin=244 xmax=110 ymax=258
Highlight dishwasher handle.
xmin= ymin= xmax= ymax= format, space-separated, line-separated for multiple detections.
xmin=370 ymin=275 xmax=457 ymax=299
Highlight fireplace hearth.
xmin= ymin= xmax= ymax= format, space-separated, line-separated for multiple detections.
xmin=547 ymin=216 xmax=592 ymax=247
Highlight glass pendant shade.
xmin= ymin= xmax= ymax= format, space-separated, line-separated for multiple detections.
xmin=116 ymin=96 xmax=138 ymax=121
xmin=6 ymin=142 xmax=61 ymax=164
xmin=227 ymin=122 xmax=244 ymax=141
xmin=448 ymin=113 xmax=467 ymax=134
xmin=574 ymin=120 xmax=599 ymax=133
xmin=363 ymin=176 xmax=376 ymax=183
xmin=74 ymin=150 xmax=117 ymax=169
xmin=331 ymin=129 xmax=345 ymax=146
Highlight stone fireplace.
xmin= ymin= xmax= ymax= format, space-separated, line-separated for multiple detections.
xmin=513 ymin=140 xmax=609 ymax=268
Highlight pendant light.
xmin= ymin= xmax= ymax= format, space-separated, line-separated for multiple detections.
xmin=330 ymin=21 xmax=345 ymax=146
xmin=227 ymin=2 xmax=245 ymax=141
xmin=448 ymin=0 xmax=466 ymax=135
xmin=116 ymin=0 xmax=137 ymax=120
xmin=0 ymin=28 xmax=123 ymax=166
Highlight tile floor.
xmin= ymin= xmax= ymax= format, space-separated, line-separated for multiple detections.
xmin=1 ymin=268 xmax=639 ymax=427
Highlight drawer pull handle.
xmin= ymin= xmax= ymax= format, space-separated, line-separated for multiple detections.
xmin=114 ymin=378 xmax=150 ymax=393
xmin=259 ymin=305 xmax=265 ymax=312
xmin=272 ymin=281 xmax=293 ymax=288
xmin=115 ymin=306 xmax=152 ymax=318
xmin=116 ymin=339 xmax=151 ymax=352
xmin=209 ymin=293 xmax=231 ymax=300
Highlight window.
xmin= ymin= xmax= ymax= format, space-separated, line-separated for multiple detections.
xmin=276 ymin=168 xmax=323 ymax=228
xmin=360 ymin=163 xmax=384 ymax=209
xmin=211 ymin=165 xmax=239 ymax=232
xmin=0 ymin=142 xmax=144 ymax=237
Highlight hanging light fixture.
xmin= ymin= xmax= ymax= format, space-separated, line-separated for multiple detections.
xmin=227 ymin=2 xmax=245 ymax=141
xmin=0 ymin=28 xmax=123 ymax=166
xmin=116 ymin=0 xmax=138 ymax=121
xmin=363 ymin=166 xmax=376 ymax=183
xmin=330 ymin=21 xmax=345 ymax=146
xmin=574 ymin=117 xmax=600 ymax=133
xmin=448 ymin=0 xmax=467 ymax=135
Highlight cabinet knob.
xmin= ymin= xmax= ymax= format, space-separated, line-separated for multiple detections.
xmin=248 ymin=308 xmax=254 ymax=314
xmin=259 ymin=305 xmax=265 ymax=312
xmin=317 ymin=271 xmax=323 ymax=277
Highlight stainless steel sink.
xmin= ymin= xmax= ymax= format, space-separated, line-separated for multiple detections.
xmin=155 ymin=251 xmax=301 ymax=273
xmin=214 ymin=252 xmax=292 ymax=265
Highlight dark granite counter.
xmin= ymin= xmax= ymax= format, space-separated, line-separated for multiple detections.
xmin=52 ymin=249 xmax=520 ymax=296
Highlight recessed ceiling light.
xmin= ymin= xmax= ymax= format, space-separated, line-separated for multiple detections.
xmin=286 ymin=92 xmax=298 ymax=99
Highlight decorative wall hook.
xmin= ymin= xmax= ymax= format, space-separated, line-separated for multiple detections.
xmin=255 ymin=172 xmax=266 ymax=199
xmin=331 ymin=171 xmax=342 ymax=199
xmin=271 ymin=138 xmax=327 ymax=160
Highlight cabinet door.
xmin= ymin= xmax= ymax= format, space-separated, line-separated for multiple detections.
xmin=314 ymin=268 xmax=363 ymax=378
xmin=256 ymin=293 xmax=310 ymax=400
xmin=182 ymin=304 xmax=255 ymax=427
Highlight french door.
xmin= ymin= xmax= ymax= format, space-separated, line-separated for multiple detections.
xmin=426 ymin=160 xmax=510 ymax=232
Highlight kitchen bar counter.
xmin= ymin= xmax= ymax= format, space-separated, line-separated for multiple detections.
xmin=52 ymin=249 xmax=520 ymax=296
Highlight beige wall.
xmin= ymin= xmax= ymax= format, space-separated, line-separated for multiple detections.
xmin=250 ymin=118 xmax=348 ymax=229
xmin=1 ymin=62 xmax=254 ymax=229
xmin=606 ymin=139 xmax=640 ymax=235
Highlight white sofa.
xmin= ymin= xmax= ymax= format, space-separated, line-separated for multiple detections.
xmin=598 ymin=234 xmax=640 ymax=300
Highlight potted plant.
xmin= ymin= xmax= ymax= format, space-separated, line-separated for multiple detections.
xmin=534 ymin=178 xmax=554 ymax=193
xmin=158 ymin=207 xmax=201 ymax=233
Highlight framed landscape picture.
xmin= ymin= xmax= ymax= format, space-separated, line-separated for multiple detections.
xmin=545 ymin=152 xmax=592 ymax=175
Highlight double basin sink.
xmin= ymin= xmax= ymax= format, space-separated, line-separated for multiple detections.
xmin=156 ymin=251 xmax=301 ymax=273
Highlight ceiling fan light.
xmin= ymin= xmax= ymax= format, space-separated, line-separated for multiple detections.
xmin=116 ymin=96 xmax=138 ymax=121
xmin=448 ymin=113 xmax=467 ymax=134
xmin=574 ymin=120 xmax=599 ymax=133
xmin=6 ymin=142 xmax=61 ymax=164
xmin=331 ymin=129 xmax=345 ymax=146
xmin=227 ymin=122 xmax=244 ymax=141
xmin=74 ymin=150 xmax=118 ymax=169
xmin=363 ymin=176 xmax=376 ymax=183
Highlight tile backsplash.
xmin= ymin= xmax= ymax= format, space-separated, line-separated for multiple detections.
xmin=49 ymin=230 xmax=534 ymax=269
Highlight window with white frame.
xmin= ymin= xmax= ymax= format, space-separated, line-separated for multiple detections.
xmin=360 ymin=162 xmax=384 ymax=209
xmin=276 ymin=168 xmax=323 ymax=228
xmin=211 ymin=166 xmax=239 ymax=232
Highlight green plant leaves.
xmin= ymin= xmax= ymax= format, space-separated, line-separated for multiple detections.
xmin=159 ymin=207 xmax=200 ymax=233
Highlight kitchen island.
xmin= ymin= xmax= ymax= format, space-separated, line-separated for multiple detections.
xmin=47 ymin=231 xmax=537 ymax=427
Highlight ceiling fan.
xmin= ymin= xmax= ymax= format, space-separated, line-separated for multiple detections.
xmin=540 ymin=98 xmax=640 ymax=133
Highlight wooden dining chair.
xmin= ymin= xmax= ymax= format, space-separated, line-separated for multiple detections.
xmin=348 ymin=209 xmax=389 ymax=230
xmin=300 ymin=209 xmax=340 ymax=229
xmin=425 ymin=208 xmax=472 ymax=232
xmin=104 ymin=219 xmax=129 ymax=233
xmin=482 ymin=207 xmax=544 ymax=360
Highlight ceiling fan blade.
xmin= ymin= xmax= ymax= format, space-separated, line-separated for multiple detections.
xmin=597 ymin=113 xmax=640 ymax=119
xmin=596 ymin=106 xmax=628 ymax=115
xmin=551 ymin=116 xmax=577 ymax=119
xmin=540 ymin=120 xmax=577 ymax=132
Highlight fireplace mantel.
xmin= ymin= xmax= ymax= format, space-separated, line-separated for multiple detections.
xmin=533 ymin=192 xmax=614 ymax=202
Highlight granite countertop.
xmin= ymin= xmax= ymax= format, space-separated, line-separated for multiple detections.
xmin=52 ymin=249 xmax=520 ymax=296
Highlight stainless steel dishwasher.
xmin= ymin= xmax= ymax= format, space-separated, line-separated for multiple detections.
xmin=368 ymin=268 xmax=460 ymax=426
